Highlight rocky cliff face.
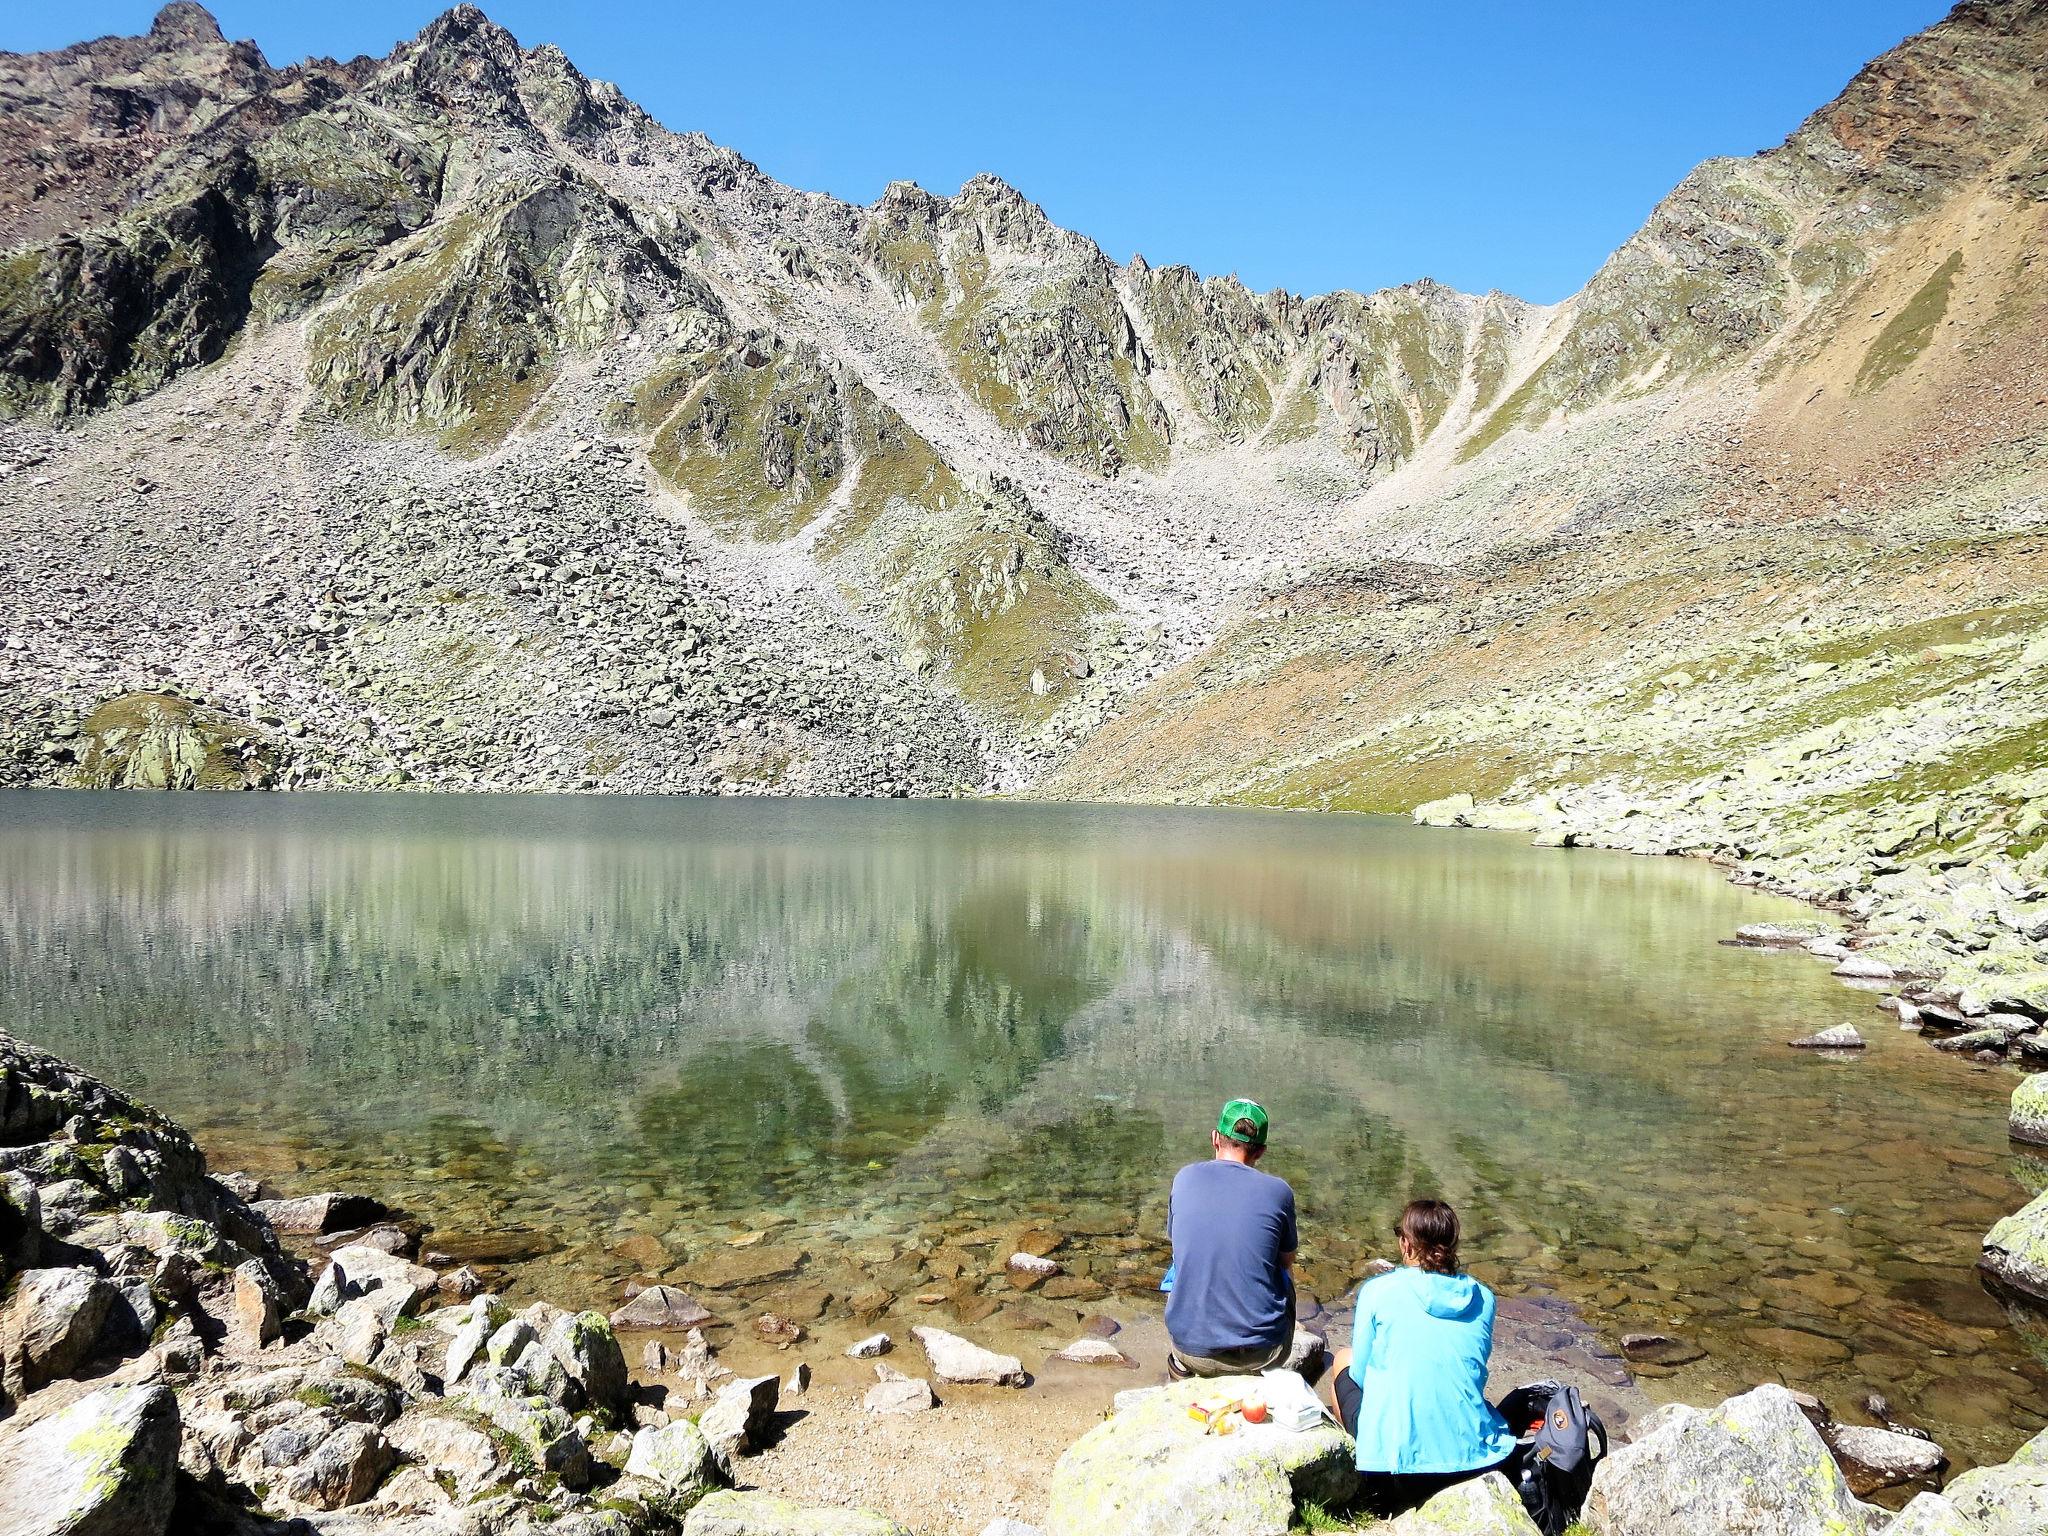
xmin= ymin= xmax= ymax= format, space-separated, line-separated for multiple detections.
xmin=0 ymin=0 xmax=2042 ymax=834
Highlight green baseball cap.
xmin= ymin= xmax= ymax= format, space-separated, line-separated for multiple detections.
xmin=1216 ymin=1097 xmax=1269 ymax=1147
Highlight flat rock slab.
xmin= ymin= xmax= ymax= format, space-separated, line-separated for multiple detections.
xmin=685 ymin=1245 xmax=808 ymax=1289
xmin=1045 ymin=1373 xmax=1355 ymax=1536
xmin=1823 ymin=1421 xmax=1947 ymax=1496
xmin=0 ymin=1381 xmax=181 ymax=1536
xmin=683 ymin=1490 xmax=913 ymax=1536
xmin=610 ymin=1283 xmax=714 ymax=1330
xmin=912 ymin=1325 xmax=1025 ymax=1385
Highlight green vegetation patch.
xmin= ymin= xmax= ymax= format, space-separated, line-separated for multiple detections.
xmin=1855 ymin=250 xmax=1963 ymax=394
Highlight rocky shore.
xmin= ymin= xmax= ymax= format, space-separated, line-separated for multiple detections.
xmin=5 ymin=1027 xmax=2048 ymax=1536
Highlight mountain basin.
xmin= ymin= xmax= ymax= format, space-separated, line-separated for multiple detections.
xmin=0 ymin=789 xmax=2039 ymax=1469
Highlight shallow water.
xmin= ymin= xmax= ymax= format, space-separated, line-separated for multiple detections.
xmin=1 ymin=791 xmax=2040 ymax=1464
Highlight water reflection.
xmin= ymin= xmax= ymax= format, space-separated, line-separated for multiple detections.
xmin=0 ymin=791 xmax=2038 ymax=1465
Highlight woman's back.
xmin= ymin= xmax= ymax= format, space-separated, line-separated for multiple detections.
xmin=1348 ymin=1265 xmax=1515 ymax=1474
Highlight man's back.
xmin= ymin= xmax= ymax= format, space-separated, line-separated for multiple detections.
xmin=1164 ymin=1158 xmax=1297 ymax=1357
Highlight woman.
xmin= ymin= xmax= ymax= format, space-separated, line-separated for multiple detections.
xmin=1327 ymin=1198 xmax=1516 ymax=1517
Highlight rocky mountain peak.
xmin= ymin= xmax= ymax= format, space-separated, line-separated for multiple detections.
xmin=147 ymin=2 xmax=228 ymax=46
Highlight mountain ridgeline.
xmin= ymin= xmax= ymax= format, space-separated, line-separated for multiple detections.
xmin=0 ymin=3 xmax=2045 ymax=987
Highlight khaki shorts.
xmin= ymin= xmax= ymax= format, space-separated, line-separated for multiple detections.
xmin=1168 ymin=1338 xmax=1291 ymax=1378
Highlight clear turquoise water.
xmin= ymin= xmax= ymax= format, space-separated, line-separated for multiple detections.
xmin=0 ymin=791 xmax=2039 ymax=1463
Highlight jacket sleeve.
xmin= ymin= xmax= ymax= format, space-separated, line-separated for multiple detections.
xmin=1348 ymin=1285 xmax=1376 ymax=1385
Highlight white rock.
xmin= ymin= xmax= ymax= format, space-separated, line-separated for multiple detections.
xmin=1789 ymin=1024 xmax=1865 ymax=1050
xmin=846 ymin=1332 xmax=892 ymax=1358
xmin=911 ymin=1325 xmax=1025 ymax=1386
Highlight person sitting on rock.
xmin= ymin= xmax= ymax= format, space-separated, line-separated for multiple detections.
xmin=1326 ymin=1198 xmax=1517 ymax=1517
xmin=1163 ymin=1097 xmax=1297 ymax=1377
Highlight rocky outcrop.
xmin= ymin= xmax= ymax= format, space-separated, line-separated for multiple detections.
xmin=0 ymin=1381 xmax=182 ymax=1536
xmin=1043 ymin=1375 xmax=1356 ymax=1536
xmin=1982 ymin=1187 xmax=2048 ymax=1307
xmin=54 ymin=691 xmax=281 ymax=789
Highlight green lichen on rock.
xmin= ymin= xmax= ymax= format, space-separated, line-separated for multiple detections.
xmin=62 ymin=692 xmax=281 ymax=790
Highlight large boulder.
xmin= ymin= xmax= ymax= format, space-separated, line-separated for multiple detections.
xmin=1883 ymin=1493 xmax=1989 ymax=1536
xmin=0 ymin=1266 xmax=116 ymax=1402
xmin=1944 ymin=1425 xmax=2048 ymax=1536
xmin=1044 ymin=1376 xmax=1356 ymax=1536
xmin=307 ymin=1242 xmax=436 ymax=1317
xmin=0 ymin=1381 xmax=181 ymax=1536
xmin=251 ymin=1191 xmax=389 ymax=1235
xmin=1982 ymin=1189 xmax=2048 ymax=1306
xmin=1586 ymin=1385 xmax=1875 ymax=1536
xmin=526 ymin=1302 xmax=631 ymax=1416
xmin=626 ymin=1417 xmax=722 ymax=1497
xmin=701 ymin=1373 xmax=780 ymax=1463
xmin=1388 ymin=1473 xmax=1542 ymax=1534
xmin=2012 ymin=1075 xmax=2048 ymax=1147
xmin=683 ymin=1490 xmax=912 ymax=1536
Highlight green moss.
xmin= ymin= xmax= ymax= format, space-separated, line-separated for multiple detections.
xmin=1855 ymin=250 xmax=1963 ymax=393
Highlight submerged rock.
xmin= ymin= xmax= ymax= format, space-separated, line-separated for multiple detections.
xmin=1789 ymin=1024 xmax=1866 ymax=1050
xmin=611 ymin=1283 xmax=714 ymax=1330
xmin=1044 ymin=1374 xmax=1354 ymax=1536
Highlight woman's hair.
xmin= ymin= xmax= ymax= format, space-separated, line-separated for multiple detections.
xmin=1398 ymin=1198 xmax=1461 ymax=1274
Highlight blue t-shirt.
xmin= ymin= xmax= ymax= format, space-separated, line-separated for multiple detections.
xmin=1348 ymin=1266 xmax=1516 ymax=1474
xmin=1163 ymin=1159 xmax=1297 ymax=1356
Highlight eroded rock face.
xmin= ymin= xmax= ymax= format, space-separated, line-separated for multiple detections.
xmin=1043 ymin=1375 xmax=1355 ymax=1536
xmin=1586 ymin=1384 xmax=1875 ymax=1536
xmin=0 ymin=1381 xmax=181 ymax=1536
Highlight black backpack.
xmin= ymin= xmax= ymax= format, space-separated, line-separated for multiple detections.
xmin=1495 ymin=1380 xmax=1608 ymax=1536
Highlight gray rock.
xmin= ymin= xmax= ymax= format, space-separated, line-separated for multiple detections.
xmin=701 ymin=1372 xmax=780 ymax=1462
xmin=846 ymin=1332 xmax=892 ymax=1358
xmin=1284 ymin=1324 xmax=1325 ymax=1372
xmin=862 ymin=1371 xmax=936 ymax=1414
xmin=527 ymin=1302 xmax=630 ymax=1414
xmin=1044 ymin=1374 xmax=1355 ymax=1536
xmin=1387 ymin=1472 xmax=1542 ymax=1534
xmin=1833 ymin=955 xmax=1897 ymax=980
xmin=683 ymin=1490 xmax=912 ymax=1536
xmin=383 ymin=1408 xmax=506 ymax=1499
xmin=911 ymin=1324 xmax=1026 ymax=1386
xmin=0 ymin=1381 xmax=181 ymax=1536
xmin=231 ymin=1258 xmax=284 ymax=1348
xmin=609 ymin=1283 xmax=714 ymax=1330
xmin=1823 ymin=1421 xmax=1947 ymax=1496
xmin=0 ymin=1266 xmax=116 ymax=1401
xmin=1944 ymin=1424 xmax=2048 ymax=1536
xmin=1586 ymin=1385 xmax=1875 ymax=1536
xmin=1981 ymin=1188 xmax=2048 ymax=1307
xmin=252 ymin=1191 xmax=387 ymax=1234
xmin=269 ymin=1418 xmax=395 ymax=1510
xmin=626 ymin=1416 xmax=721 ymax=1494
xmin=1789 ymin=1024 xmax=1865 ymax=1049
xmin=306 ymin=1243 xmax=435 ymax=1318
xmin=2011 ymin=1075 xmax=2048 ymax=1147
xmin=1051 ymin=1337 xmax=1137 ymax=1367
xmin=1880 ymin=1492 xmax=1986 ymax=1536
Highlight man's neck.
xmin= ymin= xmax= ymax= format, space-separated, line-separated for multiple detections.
xmin=1214 ymin=1146 xmax=1255 ymax=1167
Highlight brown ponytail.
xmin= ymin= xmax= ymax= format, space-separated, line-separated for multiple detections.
xmin=1398 ymin=1198 xmax=1461 ymax=1275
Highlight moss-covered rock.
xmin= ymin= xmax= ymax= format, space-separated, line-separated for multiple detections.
xmin=62 ymin=692 xmax=279 ymax=791
xmin=1983 ymin=1188 xmax=2048 ymax=1308
xmin=2012 ymin=1075 xmax=2048 ymax=1147
xmin=1043 ymin=1376 xmax=1355 ymax=1536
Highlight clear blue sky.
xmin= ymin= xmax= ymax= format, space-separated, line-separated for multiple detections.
xmin=7 ymin=2 xmax=1953 ymax=303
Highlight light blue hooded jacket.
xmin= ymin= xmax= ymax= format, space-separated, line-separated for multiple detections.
xmin=1348 ymin=1266 xmax=1516 ymax=1474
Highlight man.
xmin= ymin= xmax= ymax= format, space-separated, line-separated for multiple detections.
xmin=1163 ymin=1096 xmax=1297 ymax=1377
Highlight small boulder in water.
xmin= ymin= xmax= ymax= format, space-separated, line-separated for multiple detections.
xmin=1789 ymin=1025 xmax=1865 ymax=1050
xmin=1620 ymin=1332 xmax=1704 ymax=1366
xmin=912 ymin=1325 xmax=1025 ymax=1386
xmin=610 ymin=1283 xmax=713 ymax=1330
xmin=1052 ymin=1336 xmax=1138 ymax=1368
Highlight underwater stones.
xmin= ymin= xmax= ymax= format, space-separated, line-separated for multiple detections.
xmin=610 ymin=1282 xmax=714 ymax=1329
xmin=1008 ymin=1251 xmax=1059 ymax=1278
xmin=1387 ymin=1472 xmax=1542 ymax=1535
xmin=1742 ymin=1325 xmax=1852 ymax=1364
xmin=1790 ymin=1024 xmax=1866 ymax=1049
xmin=1586 ymin=1385 xmax=1875 ymax=1536
xmin=1981 ymin=1188 xmax=2048 ymax=1307
xmin=2009 ymin=1075 xmax=2048 ymax=1146
xmin=683 ymin=1490 xmax=912 ymax=1536
xmin=1045 ymin=1373 xmax=1355 ymax=1536
xmin=1619 ymin=1332 xmax=1704 ymax=1366
xmin=753 ymin=1312 xmax=805 ymax=1346
xmin=686 ymin=1244 xmax=807 ymax=1289
xmin=0 ymin=1381 xmax=181 ymax=1536
xmin=912 ymin=1325 xmax=1025 ymax=1385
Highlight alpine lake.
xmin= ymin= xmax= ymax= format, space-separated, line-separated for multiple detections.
xmin=2 ymin=791 xmax=2041 ymax=1469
